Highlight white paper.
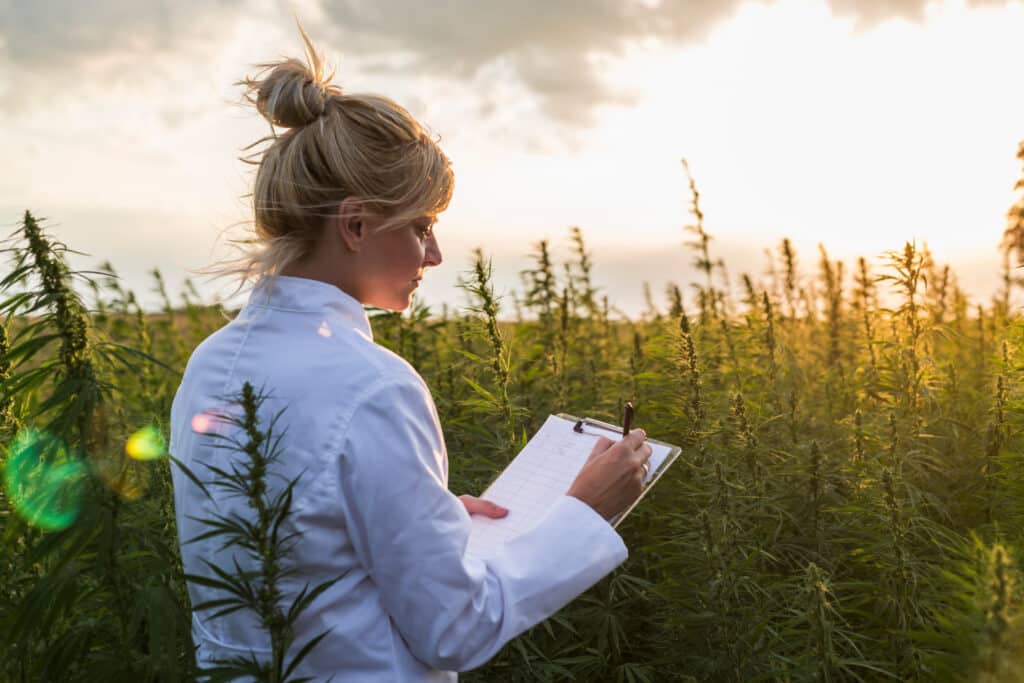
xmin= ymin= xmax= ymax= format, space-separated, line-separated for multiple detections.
xmin=466 ymin=415 xmax=672 ymax=559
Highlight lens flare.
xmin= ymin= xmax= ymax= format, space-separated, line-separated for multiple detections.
xmin=191 ymin=405 xmax=237 ymax=435
xmin=191 ymin=412 xmax=213 ymax=434
xmin=125 ymin=425 xmax=166 ymax=461
xmin=2 ymin=429 xmax=86 ymax=531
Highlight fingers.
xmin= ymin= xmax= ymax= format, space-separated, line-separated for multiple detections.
xmin=627 ymin=438 xmax=653 ymax=483
xmin=586 ymin=435 xmax=616 ymax=464
xmin=479 ymin=499 xmax=509 ymax=518
xmin=624 ymin=428 xmax=647 ymax=450
xmin=622 ymin=430 xmax=652 ymax=466
xmin=459 ymin=494 xmax=509 ymax=519
xmin=585 ymin=429 xmax=650 ymax=476
xmin=640 ymin=442 xmax=653 ymax=462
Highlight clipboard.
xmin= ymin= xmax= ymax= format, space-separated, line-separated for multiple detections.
xmin=465 ymin=413 xmax=682 ymax=558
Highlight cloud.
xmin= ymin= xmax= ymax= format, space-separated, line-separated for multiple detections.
xmin=310 ymin=0 xmax=1018 ymax=124
xmin=0 ymin=1 xmax=238 ymax=67
xmin=1 ymin=0 xmax=1017 ymax=125
xmin=0 ymin=0 xmax=746 ymax=124
xmin=315 ymin=0 xmax=745 ymax=124
xmin=827 ymin=0 xmax=1009 ymax=24
xmin=0 ymin=0 xmax=241 ymax=111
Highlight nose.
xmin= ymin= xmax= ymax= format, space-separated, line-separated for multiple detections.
xmin=423 ymin=235 xmax=442 ymax=267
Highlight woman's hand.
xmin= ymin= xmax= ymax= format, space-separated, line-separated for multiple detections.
xmin=459 ymin=494 xmax=508 ymax=519
xmin=567 ymin=429 xmax=653 ymax=521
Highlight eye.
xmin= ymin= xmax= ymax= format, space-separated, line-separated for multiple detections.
xmin=415 ymin=220 xmax=435 ymax=240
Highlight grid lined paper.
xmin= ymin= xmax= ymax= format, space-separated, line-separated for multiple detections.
xmin=466 ymin=415 xmax=672 ymax=559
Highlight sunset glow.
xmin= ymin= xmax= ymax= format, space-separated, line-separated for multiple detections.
xmin=3 ymin=0 xmax=1023 ymax=315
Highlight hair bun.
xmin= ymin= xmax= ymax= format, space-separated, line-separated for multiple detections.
xmin=240 ymin=25 xmax=341 ymax=129
xmin=250 ymin=58 xmax=335 ymax=128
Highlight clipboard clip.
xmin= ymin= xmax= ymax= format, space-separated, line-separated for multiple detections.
xmin=572 ymin=418 xmax=623 ymax=438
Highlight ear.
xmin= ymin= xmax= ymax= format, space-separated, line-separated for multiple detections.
xmin=334 ymin=196 xmax=366 ymax=252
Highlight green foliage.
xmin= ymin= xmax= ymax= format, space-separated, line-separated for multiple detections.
xmin=6 ymin=141 xmax=1024 ymax=683
xmin=1 ymin=211 xmax=195 ymax=682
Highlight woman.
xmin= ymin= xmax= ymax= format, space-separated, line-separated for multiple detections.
xmin=169 ymin=28 xmax=653 ymax=681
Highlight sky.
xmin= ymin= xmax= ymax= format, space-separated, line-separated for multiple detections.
xmin=2 ymin=0 xmax=1023 ymax=317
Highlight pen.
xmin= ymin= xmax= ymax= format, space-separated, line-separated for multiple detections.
xmin=622 ymin=401 xmax=634 ymax=437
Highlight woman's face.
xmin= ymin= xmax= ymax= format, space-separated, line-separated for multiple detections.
xmin=357 ymin=216 xmax=442 ymax=311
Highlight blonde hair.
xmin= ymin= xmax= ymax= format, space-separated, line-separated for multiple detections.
xmin=213 ymin=24 xmax=453 ymax=284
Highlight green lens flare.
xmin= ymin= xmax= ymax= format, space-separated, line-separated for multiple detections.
xmin=125 ymin=425 xmax=166 ymax=461
xmin=3 ymin=430 xmax=86 ymax=531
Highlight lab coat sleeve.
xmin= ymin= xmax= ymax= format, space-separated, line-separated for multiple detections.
xmin=335 ymin=376 xmax=628 ymax=672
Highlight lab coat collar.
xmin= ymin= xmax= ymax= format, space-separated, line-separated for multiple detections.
xmin=249 ymin=275 xmax=374 ymax=340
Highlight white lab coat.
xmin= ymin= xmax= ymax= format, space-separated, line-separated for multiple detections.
xmin=169 ymin=275 xmax=628 ymax=681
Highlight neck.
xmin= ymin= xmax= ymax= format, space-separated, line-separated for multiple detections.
xmin=280 ymin=248 xmax=364 ymax=304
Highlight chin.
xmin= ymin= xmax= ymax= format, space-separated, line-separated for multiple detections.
xmin=367 ymin=286 xmax=416 ymax=312
xmin=377 ymin=297 xmax=412 ymax=312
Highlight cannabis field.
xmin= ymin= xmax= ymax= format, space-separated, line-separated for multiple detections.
xmin=4 ymin=150 xmax=1024 ymax=682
